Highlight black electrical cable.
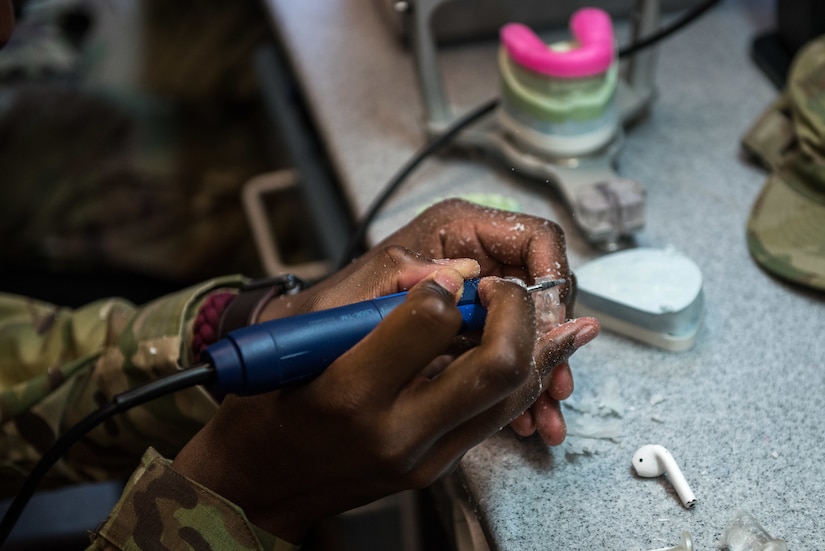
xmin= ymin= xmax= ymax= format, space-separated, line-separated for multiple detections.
xmin=618 ymin=0 xmax=721 ymax=59
xmin=338 ymin=0 xmax=722 ymax=268
xmin=0 ymin=363 xmax=215 ymax=547
xmin=337 ymin=98 xmax=499 ymax=267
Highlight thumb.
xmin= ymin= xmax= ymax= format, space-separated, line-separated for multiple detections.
xmin=312 ymin=246 xmax=480 ymax=311
xmin=333 ymin=266 xmax=470 ymax=395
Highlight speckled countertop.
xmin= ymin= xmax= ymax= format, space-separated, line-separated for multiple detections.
xmin=264 ymin=0 xmax=825 ymax=548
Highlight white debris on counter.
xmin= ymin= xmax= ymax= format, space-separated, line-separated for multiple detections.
xmin=563 ymin=377 xmax=624 ymax=455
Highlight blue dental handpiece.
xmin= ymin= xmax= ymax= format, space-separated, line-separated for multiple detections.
xmin=203 ymin=277 xmax=564 ymax=396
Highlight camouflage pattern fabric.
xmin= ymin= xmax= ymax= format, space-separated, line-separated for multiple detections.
xmin=0 ymin=276 xmax=305 ymax=549
xmin=0 ymin=83 xmax=267 ymax=281
xmin=743 ymin=35 xmax=825 ymax=292
xmin=0 ymin=0 xmax=275 ymax=282
xmin=89 ymin=447 xmax=299 ymax=551
xmin=0 ymin=276 xmax=251 ymax=491
xmin=0 ymin=275 xmax=307 ymax=548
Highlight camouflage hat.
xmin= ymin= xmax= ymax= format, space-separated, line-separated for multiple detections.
xmin=743 ymin=35 xmax=825 ymax=292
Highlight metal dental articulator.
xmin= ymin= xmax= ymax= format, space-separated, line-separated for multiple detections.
xmin=387 ymin=0 xmax=665 ymax=251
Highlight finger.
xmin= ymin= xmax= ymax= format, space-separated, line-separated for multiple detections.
xmin=509 ymin=409 xmax=536 ymax=438
xmin=411 ymin=374 xmax=545 ymax=479
xmin=345 ymin=246 xmax=479 ymax=301
xmin=418 ymin=354 xmax=455 ymax=380
xmin=446 ymin=215 xmax=568 ymax=280
xmin=411 ymin=378 xmax=551 ymax=475
xmin=545 ymin=361 xmax=574 ymax=401
xmin=532 ymin=392 xmax=566 ymax=446
xmin=534 ymin=317 xmax=600 ymax=378
xmin=412 ymin=316 xmax=600 ymax=463
xmin=337 ymin=269 xmax=467 ymax=394
xmin=394 ymin=277 xmax=537 ymax=442
xmin=433 ymin=203 xmax=572 ymax=305
xmin=507 ymin=364 xmax=570 ymax=438
xmin=384 ymin=199 xmax=569 ymax=279
xmin=304 ymin=245 xmax=480 ymax=313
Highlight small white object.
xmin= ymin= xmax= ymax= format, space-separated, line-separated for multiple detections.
xmin=632 ymin=444 xmax=697 ymax=509
xmin=646 ymin=531 xmax=693 ymax=551
xmin=575 ymin=248 xmax=704 ymax=351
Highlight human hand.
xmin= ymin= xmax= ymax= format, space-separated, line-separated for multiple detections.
xmin=259 ymin=198 xmax=595 ymax=445
xmin=377 ymin=199 xmax=599 ymax=445
xmin=172 ymin=244 xmax=596 ymax=542
xmin=339 ymin=198 xmax=595 ymax=445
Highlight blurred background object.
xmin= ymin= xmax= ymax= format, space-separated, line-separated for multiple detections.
xmin=0 ymin=0 xmax=328 ymax=306
xmin=374 ymin=0 xmax=704 ymax=44
xmin=751 ymin=0 xmax=825 ymax=88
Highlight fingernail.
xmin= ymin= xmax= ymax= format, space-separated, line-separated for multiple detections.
xmin=431 ymin=269 xmax=465 ymax=298
xmin=432 ymin=258 xmax=481 ymax=279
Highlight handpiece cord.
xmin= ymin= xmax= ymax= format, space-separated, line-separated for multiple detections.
xmin=618 ymin=0 xmax=721 ymax=59
xmin=0 ymin=364 xmax=215 ymax=547
xmin=337 ymin=98 xmax=498 ymax=266
xmin=338 ymin=0 xmax=722 ymax=268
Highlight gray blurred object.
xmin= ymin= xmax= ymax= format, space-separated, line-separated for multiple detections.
xmin=574 ymin=247 xmax=704 ymax=352
xmin=375 ymin=0 xmax=704 ymax=44
xmin=375 ymin=0 xmax=704 ymax=252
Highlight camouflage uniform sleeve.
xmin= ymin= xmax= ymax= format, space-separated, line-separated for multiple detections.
xmin=87 ymin=447 xmax=300 ymax=551
xmin=0 ymin=275 xmax=247 ymax=492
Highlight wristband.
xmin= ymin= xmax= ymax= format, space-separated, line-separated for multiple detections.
xmin=191 ymin=291 xmax=237 ymax=360
xmin=192 ymin=275 xmax=304 ymax=361
xmin=217 ymin=274 xmax=304 ymax=338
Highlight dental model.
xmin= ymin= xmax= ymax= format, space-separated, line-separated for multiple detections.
xmin=498 ymin=8 xmax=618 ymax=157
xmin=646 ymin=531 xmax=693 ymax=551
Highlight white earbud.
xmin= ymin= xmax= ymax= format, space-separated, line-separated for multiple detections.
xmin=632 ymin=444 xmax=696 ymax=509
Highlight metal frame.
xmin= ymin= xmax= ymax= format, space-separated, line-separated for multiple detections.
xmin=252 ymin=42 xmax=354 ymax=274
xmin=242 ymin=170 xmax=332 ymax=281
xmin=397 ymin=0 xmax=664 ymax=250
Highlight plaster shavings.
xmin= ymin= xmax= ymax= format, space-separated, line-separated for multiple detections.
xmin=562 ymin=377 xmax=624 ymax=456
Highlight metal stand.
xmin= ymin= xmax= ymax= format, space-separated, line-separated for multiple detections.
xmin=396 ymin=0 xmax=663 ymax=250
